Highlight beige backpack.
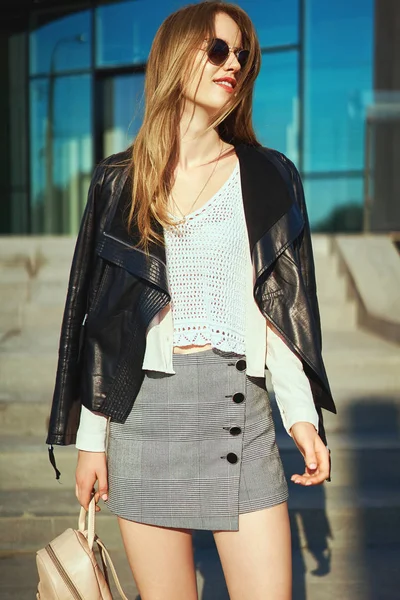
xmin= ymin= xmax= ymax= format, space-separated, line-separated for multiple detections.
xmin=36 ymin=497 xmax=128 ymax=599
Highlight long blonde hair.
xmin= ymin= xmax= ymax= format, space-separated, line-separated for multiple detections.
xmin=129 ymin=1 xmax=261 ymax=250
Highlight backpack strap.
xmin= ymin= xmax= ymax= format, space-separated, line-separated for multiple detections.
xmin=96 ymin=537 xmax=129 ymax=600
xmin=78 ymin=497 xmax=95 ymax=550
xmin=78 ymin=497 xmax=129 ymax=599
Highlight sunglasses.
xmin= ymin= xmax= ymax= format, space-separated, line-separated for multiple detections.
xmin=206 ymin=38 xmax=250 ymax=69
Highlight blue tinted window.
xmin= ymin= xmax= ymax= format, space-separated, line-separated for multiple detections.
xmin=236 ymin=0 xmax=299 ymax=47
xmin=253 ymin=51 xmax=299 ymax=163
xmin=304 ymin=0 xmax=374 ymax=173
xmin=30 ymin=75 xmax=92 ymax=234
xmin=96 ymin=0 xmax=296 ymax=67
xmin=101 ymin=74 xmax=145 ymax=156
xmin=30 ymin=10 xmax=91 ymax=75
xmin=303 ymin=176 xmax=363 ymax=230
xmin=96 ymin=1 xmax=194 ymax=67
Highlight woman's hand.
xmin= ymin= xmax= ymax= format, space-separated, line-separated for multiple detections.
xmin=289 ymin=422 xmax=331 ymax=486
xmin=75 ymin=450 xmax=108 ymax=512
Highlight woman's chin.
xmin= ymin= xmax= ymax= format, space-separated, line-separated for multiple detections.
xmin=198 ymin=98 xmax=233 ymax=115
xmin=182 ymin=94 xmax=233 ymax=120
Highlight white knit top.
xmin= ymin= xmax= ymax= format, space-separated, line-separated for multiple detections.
xmin=164 ymin=161 xmax=247 ymax=353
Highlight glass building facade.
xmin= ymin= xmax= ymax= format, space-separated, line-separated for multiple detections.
xmin=4 ymin=0 xmax=376 ymax=234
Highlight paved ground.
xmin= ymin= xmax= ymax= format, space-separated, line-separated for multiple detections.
xmin=2 ymin=542 xmax=400 ymax=600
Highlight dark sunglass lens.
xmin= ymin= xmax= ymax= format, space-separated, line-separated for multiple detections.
xmin=237 ymin=49 xmax=250 ymax=68
xmin=208 ymin=38 xmax=229 ymax=65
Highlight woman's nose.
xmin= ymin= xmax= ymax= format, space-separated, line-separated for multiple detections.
xmin=224 ymin=50 xmax=241 ymax=73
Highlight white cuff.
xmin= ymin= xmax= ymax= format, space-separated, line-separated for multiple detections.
xmin=265 ymin=326 xmax=319 ymax=436
xmin=75 ymin=405 xmax=108 ymax=452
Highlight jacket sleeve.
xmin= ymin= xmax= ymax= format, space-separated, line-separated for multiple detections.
xmin=46 ymin=161 xmax=107 ymax=446
xmin=289 ymin=165 xmax=322 ymax=348
xmin=291 ymin=163 xmax=335 ymax=454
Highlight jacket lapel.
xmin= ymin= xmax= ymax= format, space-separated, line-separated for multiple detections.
xmin=99 ymin=171 xmax=169 ymax=295
xmin=235 ymin=143 xmax=304 ymax=284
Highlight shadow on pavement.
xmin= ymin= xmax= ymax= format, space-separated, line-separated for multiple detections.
xmin=348 ymin=398 xmax=400 ymax=600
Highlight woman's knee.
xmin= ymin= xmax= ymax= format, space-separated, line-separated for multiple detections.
xmin=118 ymin=518 xmax=198 ymax=600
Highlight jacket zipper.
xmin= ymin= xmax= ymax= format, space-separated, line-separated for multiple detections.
xmin=45 ymin=544 xmax=84 ymax=600
xmin=103 ymin=231 xmax=166 ymax=265
xmin=88 ymin=262 xmax=111 ymax=318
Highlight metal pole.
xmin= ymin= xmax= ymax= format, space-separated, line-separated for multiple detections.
xmin=298 ymin=0 xmax=305 ymax=174
xmin=363 ymin=117 xmax=372 ymax=233
xmin=44 ymin=43 xmax=57 ymax=233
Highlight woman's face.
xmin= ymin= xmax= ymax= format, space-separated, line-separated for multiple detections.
xmin=184 ymin=12 xmax=244 ymax=114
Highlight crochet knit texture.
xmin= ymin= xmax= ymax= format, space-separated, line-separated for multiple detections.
xmin=164 ymin=161 xmax=248 ymax=353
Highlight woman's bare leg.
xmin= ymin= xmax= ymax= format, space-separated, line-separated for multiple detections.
xmin=118 ymin=517 xmax=198 ymax=600
xmin=213 ymin=502 xmax=292 ymax=600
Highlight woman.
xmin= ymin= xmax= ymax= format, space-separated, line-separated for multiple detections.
xmin=47 ymin=2 xmax=336 ymax=599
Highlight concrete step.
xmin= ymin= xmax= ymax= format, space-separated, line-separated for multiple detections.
xmin=0 ymin=254 xmax=348 ymax=303
xmin=3 ymin=328 xmax=396 ymax=378
xmin=319 ymin=391 xmax=400 ymax=434
xmin=318 ymin=302 xmax=357 ymax=330
xmin=20 ymin=280 xmax=68 ymax=305
xmin=1 ymin=384 xmax=399 ymax=439
xmin=4 ymin=324 xmax=395 ymax=369
xmin=4 ymin=360 xmax=395 ymax=403
xmin=0 ymin=354 xmax=57 ymax=402
xmin=0 ymin=298 xmax=360 ymax=345
xmin=308 ymin=242 xmax=354 ymax=307
xmin=3 ymin=544 xmax=400 ymax=600
xmin=315 ymin=267 xmax=344 ymax=297
xmin=326 ymin=363 xmax=400 ymax=392
xmin=0 ymin=269 xmax=29 ymax=285
xmin=315 ymin=275 xmax=348 ymax=302
xmin=0 ymin=327 xmax=398 ymax=420
xmin=310 ymin=234 xmax=333 ymax=255
xmin=313 ymin=253 xmax=338 ymax=274
xmin=0 ymin=331 xmax=60 ymax=353
xmin=1 ymin=484 xmax=400 ymax=551
xmin=1 ymin=488 xmax=400 ymax=552
xmin=0 ymin=283 xmax=30 ymax=306
xmin=0 ymin=402 xmax=51 ymax=436
xmin=0 ymin=234 xmax=329 ymax=260
xmin=3 ymin=483 xmax=400 ymax=519
xmin=0 ymin=277 xmax=68 ymax=304
xmin=0 ymin=305 xmax=63 ymax=338
xmin=0 ymin=234 xmax=73 ymax=249
xmin=0 ymin=236 xmax=74 ymax=263
xmin=2 ymin=507 xmax=400 ymax=555
xmin=1 ymin=433 xmax=400 ymax=491
xmin=320 ymin=331 xmax=400 ymax=391
xmin=1 ymin=426 xmax=400 ymax=552
xmin=279 ymin=440 xmax=400 ymax=488
xmin=321 ymin=328 xmax=400 ymax=354
xmin=0 ymin=269 xmax=70 ymax=297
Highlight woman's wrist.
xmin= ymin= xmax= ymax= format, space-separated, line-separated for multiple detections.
xmin=289 ymin=421 xmax=318 ymax=436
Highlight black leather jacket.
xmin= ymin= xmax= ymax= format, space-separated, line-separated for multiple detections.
xmin=46 ymin=143 xmax=336 ymax=454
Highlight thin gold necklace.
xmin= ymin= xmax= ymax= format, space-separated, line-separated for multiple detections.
xmin=170 ymin=141 xmax=224 ymax=224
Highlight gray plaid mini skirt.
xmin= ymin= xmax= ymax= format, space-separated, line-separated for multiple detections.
xmin=105 ymin=348 xmax=288 ymax=531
